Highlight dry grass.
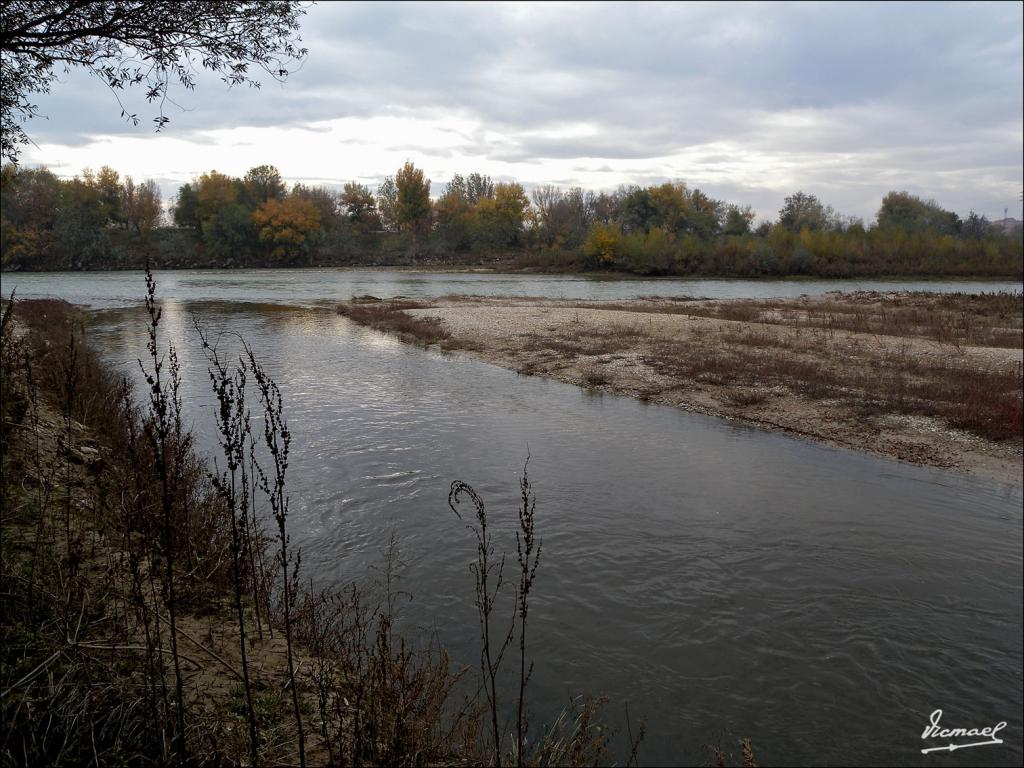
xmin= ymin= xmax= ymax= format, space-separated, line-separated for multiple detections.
xmin=575 ymin=291 xmax=1023 ymax=348
xmin=3 ymin=293 xmax=629 ymax=766
xmin=678 ymin=291 xmax=1024 ymax=349
xmin=642 ymin=330 xmax=1022 ymax=441
xmin=556 ymin=294 xmax=1024 ymax=442
xmin=338 ymin=299 xmax=451 ymax=346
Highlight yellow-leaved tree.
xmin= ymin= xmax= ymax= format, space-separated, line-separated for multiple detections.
xmin=251 ymin=195 xmax=321 ymax=261
xmin=195 ymin=171 xmax=240 ymax=226
xmin=583 ymin=221 xmax=622 ymax=267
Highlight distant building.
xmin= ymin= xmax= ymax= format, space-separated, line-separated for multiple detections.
xmin=990 ymin=217 xmax=1022 ymax=234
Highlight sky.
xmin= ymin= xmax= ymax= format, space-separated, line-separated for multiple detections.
xmin=17 ymin=0 xmax=1024 ymax=223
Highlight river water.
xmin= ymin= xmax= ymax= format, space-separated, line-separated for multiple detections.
xmin=4 ymin=270 xmax=1022 ymax=766
xmin=5 ymin=267 xmax=1022 ymax=307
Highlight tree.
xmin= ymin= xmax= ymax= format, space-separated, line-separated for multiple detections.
xmin=589 ymin=190 xmax=622 ymax=225
xmin=82 ymin=165 xmax=123 ymax=226
xmin=1 ymin=165 xmax=60 ymax=229
xmin=122 ymin=177 xmax=162 ymax=235
xmin=251 ymin=195 xmax=320 ymax=261
xmin=242 ymin=164 xmax=286 ymax=206
xmin=779 ymin=191 xmax=830 ymax=232
xmin=465 ymin=172 xmax=494 ymax=205
xmin=648 ymin=182 xmax=688 ymax=232
xmin=876 ymin=191 xmax=961 ymax=235
xmin=291 ymin=182 xmax=338 ymax=230
xmin=376 ymin=176 xmax=399 ymax=232
xmin=531 ymin=185 xmax=592 ymax=248
xmin=0 ymin=165 xmax=61 ymax=266
xmin=684 ymin=188 xmax=722 ymax=238
xmin=340 ymin=182 xmax=380 ymax=232
xmin=619 ymin=185 xmax=656 ymax=234
xmin=434 ymin=176 xmax=472 ymax=250
xmin=531 ymin=185 xmax=565 ymax=245
xmin=55 ymin=175 xmax=106 ymax=267
xmin=394 ymin=161 xmax=431 ymax=235
xmin=474 ymin=182 xmax=528 ymax=249
xmin=172 ymin=182 xmax=201 ymax=233
xmin=194 ymin=171 xmax=240 ymax=225
xmin=961 ymin=211 xmax=990 ymax=240
xmin=0 ymin=1 xmax=309 ymax=162
xmin=723 ymin=204 xmax=755 ymax=235
xmin=583 ymin=221 xmax=621 ymax=267
xmin=204 ymin=202 xmax=256 ymax=261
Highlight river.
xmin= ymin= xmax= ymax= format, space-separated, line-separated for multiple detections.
xmin=5 ymin=267 xmax=1022 ymax=307
xmin=4 ymin=269 xmax=1022 ymax=766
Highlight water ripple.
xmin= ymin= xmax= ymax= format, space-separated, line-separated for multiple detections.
xmin=80 ymin=300 xmax=1024 ymax=767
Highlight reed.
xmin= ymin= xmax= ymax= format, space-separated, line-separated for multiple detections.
xmin=2 ymin=281 xmax=645 ymax=766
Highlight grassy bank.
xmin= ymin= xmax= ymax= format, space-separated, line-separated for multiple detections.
xmin=338 ymin=292 xmax=1023 ymax=482
xmin=0 ymin=285 xmax=668 ymax=765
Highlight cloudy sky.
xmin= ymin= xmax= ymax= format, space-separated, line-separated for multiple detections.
xmin=18 ymin=1 xmax=1024 ymax=222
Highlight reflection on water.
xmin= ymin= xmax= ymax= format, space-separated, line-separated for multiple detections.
xmin=85 ymin=300 xmax=1023 ymax=767
xmin=5 ymin=267 xmax=1022 ymax=309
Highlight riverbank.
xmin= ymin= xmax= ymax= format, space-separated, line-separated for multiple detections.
xmin=0 ymin=299 xmax=527 ymax=765
xmin=1 ymin=295 xmax=637 ymax=766
xmin=338 ymin=291 xmax=1023 ymax=484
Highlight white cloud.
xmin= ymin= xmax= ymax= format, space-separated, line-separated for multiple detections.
xmin=16 ymin=1 xmax=1024 ymax=221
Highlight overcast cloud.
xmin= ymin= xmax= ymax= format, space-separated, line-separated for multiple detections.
xmin=18 ymin=1 xmax=1024 ymax=222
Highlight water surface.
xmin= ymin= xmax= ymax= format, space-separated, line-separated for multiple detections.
xmin=5 ymin=267 xmax=1021 ymax=308
xmin=81 ymin=295 xmax=1023 ymax=767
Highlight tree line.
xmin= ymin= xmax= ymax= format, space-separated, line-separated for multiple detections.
xmin=1 ymin=165 xmax=162 ymax=269
xmin=1 ymin=161 xmax=1020 ymax=276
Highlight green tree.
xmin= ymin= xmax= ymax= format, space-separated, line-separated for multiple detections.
xmin=876 ymin=191 xmax=960 ymax=235
xmin=619 ymin=185 xmax=656 ymax=234
xmin=55 ymin=176 xmax=107 ymax=268
xmin=723 ymin=204 xmax=755 ymax=235
xmin=242 ymin=165 xmax=286 ymax=206
xmin=683 ymin=188 xmax=721 ymax=238
xmin=465 ymin=172 xmax=494 ymax=205
xmin=203 ymin=202 xmax=256 ymax=262
xmin=340 ymin=182 xmax=380 ymax=232
xmin=779 ymin=191 xmax=830 ymax=232
xmin=172 ymin=183 xmax=201 ymax=233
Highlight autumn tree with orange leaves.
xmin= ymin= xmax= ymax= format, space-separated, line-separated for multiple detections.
xmin=252 ymin=195 xmax=321 ymax=261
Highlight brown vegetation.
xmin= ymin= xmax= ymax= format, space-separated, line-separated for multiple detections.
xmin=337 ymin=299 xmax=452 ymax=346
xmin=671 ymin=291 xmax=1024 ymax=349
xmin=1 ymin=286 xmax=650 ymax=765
